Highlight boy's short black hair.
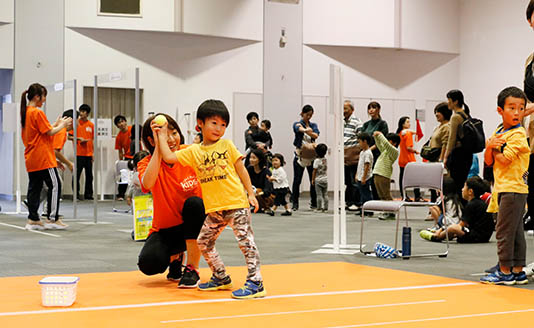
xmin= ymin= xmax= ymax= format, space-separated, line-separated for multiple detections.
xmin=386 ymin=133 xmax=401 ymax=147
xmin=79 ymin=104 xmax=91 ymax=114
xmin=497 ymin=86 xmax=527 ymax=109
xmin=261 ymin=119 xmax=271 ymax=129
xmin=273 ymin=153 xmax=285 ymax=166
xmin=132 ymin=150 xmax=150 ymax=170
xmin=315 ymin=143 xmax=328 ymax=158
xmin=62 ymin=109 xmax=74 ymax=118
xmin=197 ymin=99 xmax=230 ymax=126
xmin=527 ymin=0 xmax=534 ymax=20
xmin=465 ymin=176 xmax=490 ymax=198
xmin=114 ymin=115 xmax=127 ymax=126
xmin=301 ymin=104 xmax=314 ymax=114
xmin=357 ymin=132 xmax=372 ymax=145
xmin=246 ymin=111 xmax=259 ymax=122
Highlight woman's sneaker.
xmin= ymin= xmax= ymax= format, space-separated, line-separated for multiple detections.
xmin=480 ymin=270 xmax=515 ymax=285
xmin=178 ymin=265 xmax=200 ymax=288
xmin=198 ymin=275 xmax=233 ymax=291
xmin=231 ymin=280 xmax=267 ymax=299
xmin=166 ymin=256 xmax=183 ymax=282
xmin=513 ymin=271 xmax=529 ymax=285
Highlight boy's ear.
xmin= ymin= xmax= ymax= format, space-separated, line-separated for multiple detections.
xmin=196 ymin=118 xmax=204 ymax=128
xmin=497 ymin=106 xmax=503 ymax=115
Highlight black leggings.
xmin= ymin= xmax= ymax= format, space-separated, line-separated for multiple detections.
xmin=137 ymin=196 xmax=205 ymax=276
xmin=27 ymin=167 xmax=61 ymax=221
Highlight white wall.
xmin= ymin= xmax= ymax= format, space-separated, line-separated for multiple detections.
xmin=64 ymin=27 xmax=263 ymax=195
xmin=65 ymin=0 xmax=177 ymax=32
xmin=182 ymin=0 xmax=263 ymax=40
xmin=401 ymin=0 xmax=460 ymax=53
xmin=303 ymin=0 xmax=395 ymax=47
xmin=459 ymin=0 xmax=533 ymax=140
xmin=0 ymin=0 xmax=14 ymax=23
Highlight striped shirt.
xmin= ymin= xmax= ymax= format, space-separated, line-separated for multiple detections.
xmin=372 ymin=132 xmax=399 ymax=179
xmin=344 ymin=116 xmax=362 ymax=147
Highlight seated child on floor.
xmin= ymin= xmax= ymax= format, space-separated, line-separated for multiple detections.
xmin=421 ymin=176 xmax=494 ymax=243
xmin=427 ymin=177 xmax=462 ymax=229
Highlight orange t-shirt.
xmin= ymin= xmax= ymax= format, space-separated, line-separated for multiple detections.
xmin=21 ymin=107 xmax=57 ymax=172
xmin=115 ymin=126 xmax=132 ymax=159
xmin=69 ymin=119 xmax=94 ymax=156
xmin=137 ymin=146 xmax=202 ymax=235
xmin=398 ymin=130 xmax=416 ymax=168
xmin=53 ymin=128 xmax=68 ymax=151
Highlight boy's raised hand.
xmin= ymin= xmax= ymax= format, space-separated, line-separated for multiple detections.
xmin=486 ymin=135 xmax=505 ymax=151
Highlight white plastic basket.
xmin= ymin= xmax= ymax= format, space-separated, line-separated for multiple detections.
xmin=39 ymin=276 xmax=79 ymax=307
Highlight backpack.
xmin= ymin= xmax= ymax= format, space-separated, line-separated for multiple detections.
xmin=457 ymin=111 xmax=485 ymax=154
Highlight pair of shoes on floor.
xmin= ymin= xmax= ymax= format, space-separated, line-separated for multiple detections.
xmin=484 ymin=263 xmax=499 ymax=274
xmin=44 ymin=219 xmax=68 ymax=230
xmin=265 ymin=210 xmax=275 ymax=216
xmin=166 ymin=254 xmax=183 ymax=282
xmin=178 ymin=265 xmax=200 ymax=288
xmin=347 ymin=204 xmax=359 ymax=211
xmin=117 ymin=197 xmax=124 ymax=201
xmin=281 ymin=211 xmax=292 ymax=216
xmin=198 ymin=276 xmax=266 ymax=299
xmin=480 ymin=270 xmax=528 ymax=285
xmin=378 ymin=213 xmax=396 ymax=220
xmin=419 ymin=230 xmax=436 ymax=242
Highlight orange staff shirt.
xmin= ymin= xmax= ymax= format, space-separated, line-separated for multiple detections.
xmin=137 ymin=146 xmax=202 ymax=235
xmin=115 ymin=125 xmax=132 ymax=159
xmin=69 ymin=119 xmax=94 ymax=157
xmin=53 ymin=128 xmax=67 ymax=151
xmin=21 ymin=106 xmax=57 ymax=172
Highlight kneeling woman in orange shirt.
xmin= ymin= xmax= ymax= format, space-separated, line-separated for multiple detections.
xmin=21 ymin=83 xmax=71 ymax=230
xmin=137 ymin=113 xmax=205 ymax=288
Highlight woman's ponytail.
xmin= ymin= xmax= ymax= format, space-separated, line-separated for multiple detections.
xmin=463 ymin=103 xmax=470 ymax=116
xmin=20 ymin=91 xmax=28 ymax=128
xmin=20 ymin=83 xmax=47 ymax=128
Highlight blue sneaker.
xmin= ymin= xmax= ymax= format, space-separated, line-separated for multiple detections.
xmin=480 ymin=270 xmax=515 ymax=285
xmin=198 ymin=275 xmax=232 ymax=291
xmin=513 ymin=271 xmax=529 ymax=285
xmin=231 ymin=280 xmax=267 ymax=299
xmin=484 ymin=263 xmax=499 ymax=274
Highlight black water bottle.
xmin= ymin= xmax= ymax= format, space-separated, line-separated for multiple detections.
xmin=402 ymin=226 xmax=411 ymax=258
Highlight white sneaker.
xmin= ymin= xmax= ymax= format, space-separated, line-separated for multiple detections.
xmin=524 ymin=262 xmax=534 ymax=277
xmin=25 ymin=223 xmax=45 ymax=231
xmin=347 ymin=205 xmax=359 ymax=211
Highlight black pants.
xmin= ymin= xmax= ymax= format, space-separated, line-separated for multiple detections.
xmin=447 ymin=147 xmax=472 ymax=199
xmin=344 ymin=164 xmax=360 ymax=206
xmin=291 ymin=157 xmax=317 ymax=209
xmin=74 ymin=156 xmax=93 ymax=198
xmin=399 ymin=166 xmax=421 ymax=200
xmin=118 ymin=184 xmax=127 ymax=198
xmin=138 ymin=196 xmax=205 ymax=276
xmin=27 ymin=167 xmax=61 ymax=221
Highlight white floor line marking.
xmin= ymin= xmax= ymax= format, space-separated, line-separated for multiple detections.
xmin=160 ymin=299 xmax=445 ymax=324
xmin=117 ymin=229 xmax=132 ymax=233
xmin=327 ymin=308 xmax=534 ymax=328
xmin=0 ymin=282 xmax=474 ymax=317
xmin=0 ymin=222 xmax=60 ymax=238
xmin=470 ymin=272 xmax=487 ymax=276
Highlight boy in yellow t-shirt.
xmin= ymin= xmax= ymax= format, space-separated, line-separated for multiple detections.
xmin=481 ymin=87 xmax=530 ymax=285
xmin=159 ymin=99 xmax=265 ymax=299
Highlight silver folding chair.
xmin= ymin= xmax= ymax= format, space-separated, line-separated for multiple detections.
xmin=359 ymin=162 xmax=449 ymax=258
xmin=112 ymin=160 xmax=131 ymax=213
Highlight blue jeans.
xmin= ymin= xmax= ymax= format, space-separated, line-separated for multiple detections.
xmin=355 ymin=179 xmax=372 ymax=207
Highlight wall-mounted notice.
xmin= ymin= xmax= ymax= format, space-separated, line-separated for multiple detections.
xmin=96 ymin=118 xmax=113 ymax=140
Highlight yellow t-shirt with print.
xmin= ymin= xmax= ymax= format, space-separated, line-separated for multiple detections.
xmin=176 ymin=139 xmax=249 ymax=213
xmin=487 ymin=125 xmax=529 ymax=213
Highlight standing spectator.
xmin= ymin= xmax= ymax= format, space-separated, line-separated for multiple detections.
xmin=343 ymin=100 xmax=362 ymax=211
xmin=443 ymin=89 xmax=473 ymax=198
xmin=397 ymin=116 xmax=422 ymax=202
xmin=291 ymin=105 xmax=320 ymax=211
xmin=312 ymin=143 xmax=328 ymax=213
xmin=355 ymin=133 xmax=374 ymax=214
xmin=427 ymin=102 xmax=452 ymax=202
xmin=70 ymin=104 xmax=94 ymax=200
xmin=114 ymin=115 xmax=132 ymax=201
xmin=360 ymin=101 xmax=388 ymax=200
xmin=480 ymin=87 xmax=529 ymax=285
xmin=20 ymin=83 xmax=71 ymax=230
xmin=269 ymin=153 xmax=291 ymax=216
